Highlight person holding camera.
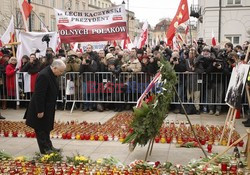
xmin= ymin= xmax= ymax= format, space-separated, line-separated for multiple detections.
xmin=206 ymin=46 xmax=230 ymax=116
xmin=66 ymin=50 xmax=81 ymax=72
xmin=170 ymin=51 xmax=187 ymax=113
xmin=79 ymin=53 xmax=98 ymax=111
xmin=40 ymin=47 xmax=55 ymax=71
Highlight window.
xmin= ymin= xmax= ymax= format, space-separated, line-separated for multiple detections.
xmin=51 ymin=17 xmax=56 ymax=31
xmin=82 ymin=2 xmax=86 ymax=10
xmin=225 ymin=35 xmax=240 ymax=45
xmin=227 ymin=0 xmax=241 ymax=5
xmin=98 ymin=1 xmax=100 ymax=7
xmin=105 ymin=4 xmax=107 ymax=8
xmin=76 ymin=0 xmax=79 ymax=10
xmin=102 ymin=2 xmax=104 ymax=8
xmin=40 ymin=0 xmax=44 ymax=5
xmin=94 ymin=0 xmax=97 ymax=6
xmin=39 ymin=14 xmax=45 ymax=30
xmin=50 ymin=0 xmax=55 ymax=7
xmin=30 ymin=13 xmax=35 ymax=30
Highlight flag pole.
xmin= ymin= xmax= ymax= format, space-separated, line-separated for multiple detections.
xmin=28 ymin=0 xmax=32 ymax=31
xmin=32 ymin=10 xmax=50 ymax=32
xmin=189 ymin=20 xmax=192 ymax=46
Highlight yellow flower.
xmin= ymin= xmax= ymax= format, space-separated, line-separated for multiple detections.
xmin=15 ymin=156 xmax=25 ymax=161
xmin=97 ymin=158 xmax=103 ymax=164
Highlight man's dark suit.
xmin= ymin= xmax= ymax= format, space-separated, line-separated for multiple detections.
xmin=24 ymin=66 xmax=58 ymax=154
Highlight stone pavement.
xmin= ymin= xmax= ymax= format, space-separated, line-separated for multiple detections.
xmin=0 ymin=109 xmax=248 ymax=165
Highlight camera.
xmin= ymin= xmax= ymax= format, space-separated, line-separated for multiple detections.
xmin=86 ymin=59 xmax=91 ymax=64
xmin=67 ymin=55 xmax=75 ymax=63
xmin=173 ymin=57 xmax=178 ymax=61
xmin=42 ymin=34 xmax=51 ymax=48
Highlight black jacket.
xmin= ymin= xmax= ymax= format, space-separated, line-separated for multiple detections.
xmin=20 ymin=60 xmax=40 ymax=74
xmin=25 ymin=66 xmax=59 ymax=132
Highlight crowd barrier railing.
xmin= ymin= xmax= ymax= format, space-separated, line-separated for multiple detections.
xmin=0 ymin=72 xmax=248 ymax=107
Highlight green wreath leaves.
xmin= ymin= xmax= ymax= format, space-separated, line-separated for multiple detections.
xmin=123 ymin=58 xmax=177 ymax=149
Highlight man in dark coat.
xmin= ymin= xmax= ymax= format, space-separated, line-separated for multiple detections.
xmin=24 ymin=59 xmax=66 ymax=154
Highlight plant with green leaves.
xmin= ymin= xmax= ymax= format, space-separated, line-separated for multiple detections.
xmin=123 ymin=59 xmax=177 ymax=149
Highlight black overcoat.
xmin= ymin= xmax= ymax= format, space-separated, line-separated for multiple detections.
xmin=24 ymin=66 xmax=58 ymax=131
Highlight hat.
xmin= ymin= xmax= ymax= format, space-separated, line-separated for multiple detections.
xmin=171 ymin=52 xmax=179 ymax=58
xmin=106 ymin=53 xmax=114 ymax=60
xmin=107 ymin=59 xmax=116 ymax=65
xmin=67 ymin=50 xmax=77 ymax=56
xmin=203 ymin=46 xmax=211 ymax=52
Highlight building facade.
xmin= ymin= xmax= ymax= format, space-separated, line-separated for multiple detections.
xmin=196 ymin=0 xmax=250 ymax=45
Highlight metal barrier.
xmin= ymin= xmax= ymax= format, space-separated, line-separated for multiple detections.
xmin=0 ymin=71 xmax=248 ymax=108
xmin=0 ymin=72 xmax=64 ymax=103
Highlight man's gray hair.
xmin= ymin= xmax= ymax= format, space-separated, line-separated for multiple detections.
xmin=51 ymin=59 xmax=66 ymax=69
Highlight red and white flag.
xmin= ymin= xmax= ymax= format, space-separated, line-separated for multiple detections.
xmin=173 ymin=35 xmax=181 ymax=50
xmin=56 ymin=33 xmax=62 ymax=52
xmin=0 ymin=15 xmax=14 ymax=45
xmin=121 ymin=33 xmax=133 ymax=50
xmin=112 ymin=40 xmax=117 ymax=47
xmin=177 ymin=33 xmax=185 ymax=44
xmin=166 ymin=0 xmax=189 ymax=47
xmin=212 ymin=29 xmax=217 ymax=46
xmin=136 ymin=72 xmax=161 ymax=108
xmin=18 ymin=0 xmax=33 ymax=31
xmin=23 ymin=72 xmax=38 ymax=93
xmin=137 ymin=21 xmax=148 ymax=49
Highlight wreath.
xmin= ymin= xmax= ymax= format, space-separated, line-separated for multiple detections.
xmin=123 ymin=58 xmax=177 ymax=149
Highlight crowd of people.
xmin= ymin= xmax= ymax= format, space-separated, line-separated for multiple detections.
xmin=0 ymin=39 xmax=250 ymax=119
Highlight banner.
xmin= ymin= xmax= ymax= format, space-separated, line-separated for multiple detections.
xmin=55 ymin=5 xmax=127 ymax=43
xmin=16 ymin=30 xmax=57 ymax=67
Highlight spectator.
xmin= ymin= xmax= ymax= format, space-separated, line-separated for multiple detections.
xmin=0 ymin=53 xmax=10 ymax=109
xmin=186 ymin=48 xmax=201 ymax=114
xmin=65 ymin=50 xmax=81 ymax=72
xmin=5 ymin=57 xmax=18 ymax=109
xmin=170 ymin=51 xmax=187 ymax=113
xmin=96 ymin=50 xmax=108 ymax=112
xmin=20 ymin=55 xmax=30 ymax=70
xmin=79 ymin=53 xmax=98 ymax=111
xmin=206 ymin=46 xmax=230 ymax=116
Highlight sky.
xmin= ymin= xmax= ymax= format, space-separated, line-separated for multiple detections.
xmin=110 ymin=0 xmax=198 ymax=27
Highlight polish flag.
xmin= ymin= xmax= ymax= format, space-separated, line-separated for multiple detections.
xmin=133 ymin=36 xmax=139 ymax=48
xmin=18 ymin=0 xmax=33 ymax=31
xmin=166 ymin=0 xmax=189 ymax=47
xmin=212 ymin=29 xmax=217 ymax=46
xmin=137 ymin=21 xmax=148 ymax=49
xmin=112 ymin=40 xmax=117 ymax=47
xmin=177 ymin=33 xmax=185 ymax=44
xmin=56 ymin=34 xmax=62 ymax=52
xmin=121 ymin=34 xmax=133 ymax=50
xmin=0 ymin=15 xmax=15 ymax=45
xmin=23 ymin=72 xmax=38 ymax=93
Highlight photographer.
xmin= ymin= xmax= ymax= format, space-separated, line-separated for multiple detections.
xmin=197 ymin=38 xmax=206 ymax=54
xmin=40 ymin=47 xmax=55 ymax=71
xmin=206 ymin=46 xmax=230 ymax=116
xmin=79 ymin=53 xmax=98 ymax=111
xmin=65 ymin=50 xmax=81 ymax=72
xmin=170 ymin=51 xmax=187 ymax=113
xmin=217 ymin=42 xmax=234 ymax=72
